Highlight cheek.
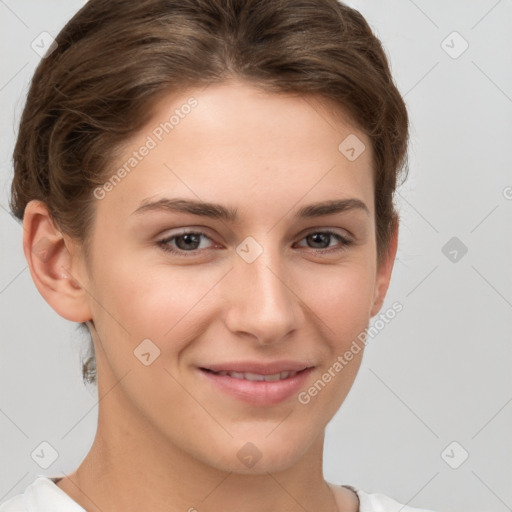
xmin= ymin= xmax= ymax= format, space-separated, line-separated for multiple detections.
xmin=91 ymin=256 xmax=222 ymax=353
xmin=297 ymin=259 xmax=376 ymax=344
xmin=292 ymin=263 xmax=373 ymax=418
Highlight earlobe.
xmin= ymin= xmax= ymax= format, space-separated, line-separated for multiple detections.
xmin=370 ymin=218 xmax=399 ymax=317
xmin=23 ymin=200 xmax=92 ymax=323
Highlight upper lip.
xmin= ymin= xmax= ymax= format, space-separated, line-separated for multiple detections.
xmin=200 ymin=360 xmax=314 ymax=375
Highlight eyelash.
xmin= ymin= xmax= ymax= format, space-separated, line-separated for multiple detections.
xmin=156 ymin=229 xmax=353 ymax=257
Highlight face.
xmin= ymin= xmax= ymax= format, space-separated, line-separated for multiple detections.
xmin=51 ymin=80 xmax=396 ymax=474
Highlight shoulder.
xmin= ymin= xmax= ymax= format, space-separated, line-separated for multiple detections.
xmin=0 ymin=476 xmax=85 ymax=512
xmin=341 ymin=485 xmax=439 ymax=512
xmin=0 ymin=494 xmax=25 ymax=512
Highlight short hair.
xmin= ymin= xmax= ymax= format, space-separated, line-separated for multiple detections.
xmin=10 ymin=0 xmax=409 ymax=386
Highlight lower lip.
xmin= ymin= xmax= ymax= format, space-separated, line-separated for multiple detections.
xmin=199 ymin=367 xmax=314 ymax=405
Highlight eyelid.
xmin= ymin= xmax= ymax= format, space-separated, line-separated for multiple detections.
xmin=157 ymin=229 xmax=217 ymax=249
xmin=300 ymin=226 xmax=353 ymax=241
xmin=157 ymin=226 xmax=217 ymax=244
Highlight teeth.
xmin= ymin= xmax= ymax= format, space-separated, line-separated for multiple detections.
xmin=214 ymin=370 xmax=299 ymax=381
xmin=230 ymin=371 xmax=247 ymax=380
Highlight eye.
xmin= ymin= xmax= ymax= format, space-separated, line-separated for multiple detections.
xmin=157 ymin=231 xmax=215 ymax=256
xmin=295 ymin=230 xmax=353 ymax=254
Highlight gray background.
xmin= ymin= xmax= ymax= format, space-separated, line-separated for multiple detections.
xmin=1 ymin=1 xmax=511 ymax=511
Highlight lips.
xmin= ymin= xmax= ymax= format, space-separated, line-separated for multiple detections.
xmin=202 ymin=368 xmax=300 ymax=382
xmin=201 ymin=360 xmax=313 ymax=375
xmin=198 ymin=361 xmax=315 ymax=405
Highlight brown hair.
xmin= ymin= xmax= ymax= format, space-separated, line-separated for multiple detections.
xmin=10 ymin=0 xmax=409 ymax=386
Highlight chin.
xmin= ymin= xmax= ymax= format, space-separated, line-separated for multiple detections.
xmin=213 ymin=450 xmax=307 ymax=476
xmin=196 ymin=426 xmax=319 ymax=475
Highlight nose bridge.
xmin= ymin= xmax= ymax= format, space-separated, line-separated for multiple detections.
xmin=225 ymin=235 xmax=299 ymax=343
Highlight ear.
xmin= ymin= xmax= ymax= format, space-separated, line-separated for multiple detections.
xmin=370 ymin=217 xmax=399 ymax=317
xmin=22 ymin=199 xmax=93 ymax=323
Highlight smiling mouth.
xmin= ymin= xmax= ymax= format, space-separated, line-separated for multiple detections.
xmin=201 ymin=368 xmax=307 ymax=382
xmin=198 ymin=366 xmax=315 ymax=405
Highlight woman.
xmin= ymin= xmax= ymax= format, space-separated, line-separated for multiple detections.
xmin=1 ymin=0 xmax=437 ymax=510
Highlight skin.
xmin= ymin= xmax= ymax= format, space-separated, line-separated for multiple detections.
xmin=23 ymin=79 xmax=398 ymax=512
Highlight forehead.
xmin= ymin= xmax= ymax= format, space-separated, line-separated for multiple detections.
xmin=96 ymin=80 xmax=374 ymax=223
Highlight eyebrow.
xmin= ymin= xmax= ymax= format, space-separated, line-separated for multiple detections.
xmin=131 ymin=197 xmax=369 ymax=221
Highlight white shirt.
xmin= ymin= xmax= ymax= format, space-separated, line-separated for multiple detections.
xmin=0 ymin=476 xmax=438 ymax=512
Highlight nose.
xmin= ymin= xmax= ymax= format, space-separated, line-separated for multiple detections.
xmin=224 ymin=242 xmax=301 ymax=345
